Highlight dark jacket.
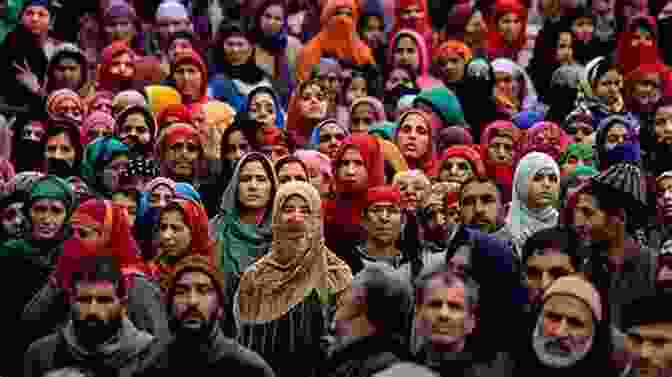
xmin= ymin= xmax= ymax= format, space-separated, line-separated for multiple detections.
xmin=323 ymin=335 xmax=412 ymax=377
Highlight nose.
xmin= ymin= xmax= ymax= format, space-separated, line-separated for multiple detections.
xmin=438 ymin=303 xmax=451 ymax=319
xmin=449 ymin=164 xmax=459 ymax=175
xmin=640 ymin=341 xmax=655 ymax=360
xmin=663 ymin=120 xmax=672 ymax=134
xmin=287 ymin=211 xmax=305 ymax=223
xmin=541 ymin=271 xmax=553 ymax=290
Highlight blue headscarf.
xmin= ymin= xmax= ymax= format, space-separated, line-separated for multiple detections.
xmin=175 ymin=182 xmax=202 ymax=203
xmin=309 ymin=119 xmax=350 ymax=149
xmin=243 ymin=86 xmax=286 ymax=130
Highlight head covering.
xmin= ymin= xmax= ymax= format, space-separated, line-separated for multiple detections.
xmin=439 ymin=145 xmax=487 ymax=178
xmin=351 ymin=96 xmax=386 ymax=125
xmin=543 ymin=275 xmax=603 ymax=321
xmin=144 ymin=177 xmax=177 ymax=194
xmin=165 ymin=255 xmax=225 ymax=314
xmin=594 ymin=115 xmax=638 ymax=170
xmin=97 ymin=41 xmax=137 ymax=93
xmin=334 ymin=134 xmax=386 ymax=193
xmin=486 ymin=0 xmax=528 ymax=60
xmin=237 ymin=181 xmax=352 ymax=322
xmin=170 ymin=49 xmax=209 ymax=103
xmin=395 ymin=110 xmax=439 ymax=177
xmin=115 ymin=104 xmax=157 ymax=145
xmin=616 ymin=16 xmax=662 ymax=76
xmin=82 ymin=111 xmax=116 ymax=144
xmin=244 ymin=86 xmax=285 ymax=130
xmin=45 ymin=43 xmax=89 ymax=94
xmin=559 ymin=144 xmax=596 ymax=167
xmin=437 ymin=126 xmax=474 ymax=152
xmin=174 ymin=182 xmax=202 ymax=203
xmin=27 ymin=175 xmax=76 ymax=221
xmin=491 ymin=58 xmax=539 ymax=114
xmin=156 ymin=123 xmax=203 ymax=161
xmin=310 ymin=119 xmax=350 ymax=148
xmin=480 ymin=120 xmax=521 ymax=162
xmin=388 ymin=29 xmax=441 ymax=89
xmin=513 ymin=110 xmax=545 ymax=130
xmin=46 ymin=89 xmax=85 ymax=123
xmin=366 ymin=185 xmax=402 ymax=208
xmin=523 ymin=121 xmax=572 ymax=161
xmin=80 ymin=137 xmax=129 ymax=197
xmin=507 ymin=152 xmax=560 ymax=256
xmin=295 ymin=149 xmax=333 ymax=179
xmin=436 ymin=40 xmax=473 ymax=63
xmin=144 ymin=86 xmax=182 ymax=118
xmin=112 ymin=90 xmax=147 ymax=116
xmin=157 ymin=198 xmax=213 ymax=264
xmin=391 ymin=0 xmax=433 ymax=46
xmin=156 ymin=0 xmax=189 ymax=19
xmin=413 ymin=87 xmax=466 ymax=126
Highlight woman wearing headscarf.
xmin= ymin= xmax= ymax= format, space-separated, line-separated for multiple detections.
xmin=294 ymin=0 xmax=376 ymax=83
xmin=522 ymin=121 xmax=572 ymax=161
xmin=115 ymin=104 xmax=157 ymax=159
xmin=310 ymin=118 xmax=350 ymax=160
xmin=295 ymin=149 xmax=334 ymax=197
xmin=388 ymin=29 xmax=443 ymax=90
xmin=349 ymin=96 xmax=386 ymax=134
xmin=168 ymin=49 xmax=210 ymax=112
xmin=82 ymin=110 xmax=115 ymax=143
xmin=155 ymin=123 xmax=207 ymax=188
xmin=457 ymin=57 xmax=502 ymax=138
xmin=286 ymin=79 xmax=329 ymax=147
xmin=432 ymin=40 xmax=473 ymax=90
xmin=395 ymin=109 xmax=439 ymax=178
xmin=22 ymin=198 xmax=170 ymax=349
xmin=616 ymin=15 xmax=662 ymax=77
xmin=235 ymin=181 xmax=352 ymax=377
xmin=491 ymin=57 xmax=540 ymax=117
xmin=486 ymin=0 xmax=528 ymax=63
xmin=480 ymin=120 xmax=521 ymax=203
xmin=244 ymin=85 xmax=286 ymax=139
xmin=390 ymin=0 xmax=433 ymax=51
xmin=497 ymin=152 xmax=561 ymax=259
xmin=44 ymin=43 xmax=93 ymax=98
xmin=559 ymin=143 xmax=597 ymax=176
xmin=441 ymin=2 xmax=488 ymax=56
xmin=87 ymin=90 xmax=114 ymax=115
xmin=13 ymin=119 xmax=47 ymax=173
xmin=358 ymin=0 xmax=388 ymax=66
xmin=45 ymin=89 xmax=86 ymax=125
xmin=43 ymin=120 xmax=84 ymax=180
xmin=624 ymin=63 xmax=667 ymax=124
xmin=80 ymin=136 xmax=130 ymax=198
xmin=96 ymin=41 xmax=142 ymax=94
xmin=594 ymin=115 xmax=640 ymax=171
xmin=545 ymin=64 xmax=585 ymax=125
xmin=111 ymin=90 xmax=148 ymax=117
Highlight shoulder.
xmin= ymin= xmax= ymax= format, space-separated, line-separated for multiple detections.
xmin=26 ymin=332 xmax=61 ymax=359
xmin=216 ymin=337 xmax=275 ymax=376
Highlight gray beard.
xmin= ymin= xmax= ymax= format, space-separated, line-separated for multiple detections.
xmin=532 ymin=315 xmax=593 ymax=368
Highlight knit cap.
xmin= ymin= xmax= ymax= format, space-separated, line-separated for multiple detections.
xmin=543 ymin=275 xmax=602 ymax=322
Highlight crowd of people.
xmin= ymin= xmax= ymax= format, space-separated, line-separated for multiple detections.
xmin=0 ymin=0 xmax=671 ymax=375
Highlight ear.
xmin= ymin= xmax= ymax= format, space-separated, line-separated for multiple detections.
xmin=464 ymin=312 xmax=477 ymax=336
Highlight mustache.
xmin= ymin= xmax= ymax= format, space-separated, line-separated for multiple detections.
xmin=179 ymin=307 xmax=205 ymax=322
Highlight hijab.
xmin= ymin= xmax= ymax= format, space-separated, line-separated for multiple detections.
xmin=395 ymin=109 xmax=439 ymax=177
xmin=523 ymin=121 xmax=572 ymax=161
xmin=492 ymin=58 xmax=539 ymax=115
xmin=80 ymin=137 xmax=129 ymax=197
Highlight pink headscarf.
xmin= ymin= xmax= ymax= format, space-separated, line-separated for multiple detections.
xmin=522 ymin=121 xmax=571 ymax=161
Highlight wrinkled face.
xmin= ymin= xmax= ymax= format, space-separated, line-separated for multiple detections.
xmin=30 ymin=198 xmax=67 ymax=241
xmin=556 ymin=32 xmax=574 ymax=65
xmin=350 ymin=103 xmax=376 ymax=134
xmin=626 ymin=322 xmax=672 ymax=377
xmin=594 ymin=70 xmax=623 ymax=106
xmin=52 ymin=57 xmax=83 ymax=91
xmin=72 ymin=281 xmax=124 ymax=344
xmin=105 ymin=17 xmax=136 ymax=44
xmin=526 ymin=251 xmax=575 ymax=303
xmin=345 ymin=77 xmax=368 ymax=106
xmin=606 ymin=124 xmax=628 ymax=146
xmin=460 ymin=181 xmax=499 ymax=232
xmin=109 ymin=53 xmax=135 ymax=79
xmin=238 ymin=160 xmax=272 ymax=210
xmin=497 ymin=12 xmax=522 ymax=44
xmin=1 ymin=202 xmax=26 ymax=238
xmin=527 ymin=168 xmax=560 ymax=210
xmin=278 ymin=161 xmax=309 ymax=186
xmin=440 ymin=157 xmax=473 ymax=184
xmin=91 ymin=98 xmax=113 ymax=115
xmin=22 ymin=6 xmax=49 ymax=35
xmin=397 ymin=113 xmax=430 ymax=160
xmin=150 ymin=185 xmax=174 ymax=209
xmin=120 ymin=113 xmax=152 ymax=148
xmin=166 ymin=137 xmax=200 ymax=178
xmin=23 ymin=122 xmax=46 ymax=143
xmin=168 ymin=38 xmax=194 ymax=62
xmin=260 ymin=4 xmax=284 ymax=35
xmin=464 ymin=12 xmax=487 ymax=45
xmin=223 ymin=36 xmax=253 ymax=66
xmin=159 ymin=208 xmax=192 ymax=258
xmin=45 ymin=132 xmax=76 ymax=165
xmin=488 ymin=135 xmax=514 ymax=164
xmin=634 ymin=73 xmax=661 ymax=105
xmin=385 ymin=68 xmax=413 ymax=92
xmin=337 ymin=148 xmax=369 ymax=191
xmin=393 ymin=36 xmax=420 ymax=73
xmin=657 ymin=177 xmax=672 ymax=219
xmin=364 ymin=200 xmax=402 ymax=244
xmin=438 ymin=55 xmax=466 ymax=84
xmin=299 ymin=84 xmax=328 ymax=120
xmin=319 ymin=124 xmax=347 ymax=160
xmin=416 ymin=278 xmax=474 ymax=346
xmin=572 ymin=17 xmax=594 ymax=42
xmin=223 ymin=130 xmax=249 ymax=162
xmin=172 ymin=271 xmax=220 ymax=332
xmin=249 ymin=92 xmax=277 ymax=129
xmin=495 ymin=71 xmax=521 ymax=101
xmin=54 ymin=99 xmax=83 ymax=123
xmin=157 ymin=16 xmax=191 ymax=46
xmin=101 ymin=155 xmax=129 ymax=193
xmin=395 ymin=174 xmax=428 ymax=210
xmin=174 ymin=63 xmax=203 ymax=101
xmin=541 ymin=295 xmax=595 ymax=340
xmin=111 ymin=191 xmax=137 ymax=226
xmin=573 ymin=192 xmax=609 ymax=242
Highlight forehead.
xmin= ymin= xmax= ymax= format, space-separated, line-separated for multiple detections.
xmin=74 ymin=281 xmax=117 ymax=296
xmin=47 ymin=132 xmax=73 ymax=145
xmin=342 ymin=147 xmax=364 ymax=161
xmin=543 ymin=294 xmax=593 ymax=320
xmin=279 ymin=161 xmax=306 ymax=174
xmin=527 ymin=252 xmax=573 ymax=268
xmin=353 ymin=103 xmax=374 ymax=114
xmin=401 ymin=113 xmax=428 ymax=126
xmin=322 ymin=124 xmax=344 ymax=134
xmin=629 ymin=322 xmax=672 ymax=338
xmin=396 ymin=36 xmax=417 ymax=48
xmin=463 ymin=181 xmax=497 ymax=196
xmin=283 ymin=194 xmax=308 ymax=207
xmin=251 ymin=92 xmax=274 ymax=104
xmin=56 ymin=57 xmax=80 ymax=66
xmin=176 ymin=63 xmax=199 ymax=71
xmin=445 ymin=156 xmax=470 ymax=165
xmin=657 ymin=105 xmax=672 ymax=118
xmin=32 ymin=198 xmax=66 ymax=208
xmin=176 ymin=271 xmax=213 ymax=286
xmin=240 ymin=160 xmax=267 ymax=175
xmin=224 ymin=36 xmax=249 ymax=44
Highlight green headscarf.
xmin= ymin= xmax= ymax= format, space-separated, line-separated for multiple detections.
xmin=27 ymin=175 xmax=77 ymax=220
xmin=80 ymin=136 xmax=129 ymax=197
xmin=559 ymin=143 xmax=595 ymax=167
xmin=369 ymin=121 xmax=397 ymax=141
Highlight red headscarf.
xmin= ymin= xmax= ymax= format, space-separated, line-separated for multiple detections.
xmin=157 ymin=104 xmax=191 ymax=129
xmin=395 ymin=109 xmax=440 ymax=178
xmin=439 ymin=144 xmax=487 ymax=178
xmin=97 ymin=41 xmax=137 ymax=93
xmin=391 ymin=0 xmax=433 ymax=51
xmin=479 ymin=120 xmax=520 ymax=202
xmin=171 ymin=49 xmax=210 ymax=108
xmin=486 ymin=0 xmax=527 ymax=61
xmin=617 ymin=15 xmax=662 ymax=76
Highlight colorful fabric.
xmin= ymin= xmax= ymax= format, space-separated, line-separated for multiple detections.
xmin=559 ymin=143 xmax=595 ymax=166
xmin=46 ymin=89 xmax=85 ymax=121
xmin=413 ymin=87 xmax=466 ymax=126
xmin=309 ymin=119 xmax=350 ymax=148
xmin=112 ymin=90 xmax=148 ymax=116
xmin=366 ymin=185 xmax=401 ymax=207
xmin=144 ymin=85 xmax=182 ymax=118
xmin=486 ymin=0 xmax=527 ymax=60
xmin=396 ymin=109 xmax=439 ymax=177
xmin=522 ymin=121 xmax=571 ymax=161
xmin=80 ymin=137 xmax=129 ymax=197
xmin=439 ymin=145 xmax=487 ymax=178
xmin=436 ymin=40 xmax=473 ymax=63
xmin=82 ymin=111 xmax=116 ymax=144
xmin=388 ymin=29 xmax=442 ymax=89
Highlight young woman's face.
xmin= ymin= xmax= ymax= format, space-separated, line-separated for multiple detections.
xmin=223 ymin=130 xmax=250 ymax=162
xmin=497 ymin=12 xmax=522 ymax=44
xmin=249 ymin=92 xmax=277 ymax=129
xmin=594 ymin=69 xmax=623 ymax=105
xmin=464 ymin=12 xmax=487 ymax=46
xmin=397 ymin=113 xmax=430 ymax=160
xmin=345 ymin=77 xmax=368 ymax=106
xmin=222 ymin=36 xmax=253 ymax=66
xmin=350 ymin=103 xmax=376 ymax=134
xmin=319 ymin=124 xmax=347 ymax=159
xmin=298 ymin=84 xmax=328 ymax=120
xmin=494 ymin=71 xmax=521 ymax=100
xmin=393 ymin=36 xmax=421 ymax=73
xmin=260 ymin=4 xmax=285 ymax=35
xmin=556 ymin=32 xmax=574 ymax=65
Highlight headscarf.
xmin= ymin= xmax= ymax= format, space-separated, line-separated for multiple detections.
xmin=546 ymin=65 xmax=585 ymax=125
xmin=157 ymin=104 xmax=191 ymax=129
xmin=439 ymin=145 xmax=487 ymax=178
xmin=309 ymin=119 xmax=350 ymax=148
xmin=559 ymin=143 xmax=596 ymax=168
xmin=388 ymin=29 xmax=442 ymax=89
xmin=491 ymin=58 xmax=539 ymax=115
xmin=174 ymin=182 xmax=202 ymax=203
xmin=237 ymin=181 xmax=352 ymax=322
xmin=144 ymin=177 xmax=177 ymax=195
xmin=480 ymin=120 xmax=520 ymax=201
xmin=115 ymin=105 xmax=157 ymax=156
xmin=295 ymin=149 xmax=333 ymax=179
xmin=144 ymin=85 xmax=182 ymax=118
xmin=522 ymin=121 xmax=572 ymax=161
xmin=210 ymin=152 xmax=277 ymax=276
xmin=169 ymin=49 xmax=209 ymax=108
xmin=616 ymin=16 xmax=662 ymax=76
xmin=155 ymin=123 xmax=205 ymax=180
xmin=395 ymin=109 xmax=439 ymax=177
xmin=82 ymin=111 xmax=116 ymax=144
xmin=244 ymin=86 xmax=286 ymax=130
xmin=111 ymin=90 xmax=148 ymax=118
xmin=80 ymin=137 xmax=129 ymax=197
xmin=507 ymin=152 xmax=560 ymax=256
xmin=286 ymin=80 xmax=327 ymax=147
xmin=435 ymin=40 xmax=473 ymax=66
xmin=594 ymin=115 xmax=638 ymax=170
xmin=350 ymin=96 xmax=386 ymax=126
xmin=24 ymin=175 xmax=77 ymax=242
xmin=624 ymin=63 xmax=666 ymax=115
xmin=486 ymin=0 xmax=528 ymax=61
xmin=96 ymin=41 xmax=137 ymax=93
xmin=46 ymin=89 xmax=86 ymax=123
xmin=45 ymin=43 xmax=89 ymax=95
xmin=390 ymin=0 xmax=433 ymax=49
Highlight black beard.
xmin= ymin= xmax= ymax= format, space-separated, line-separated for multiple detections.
xmin=73 ymin=316 xmax=123 ymax=350
xmin=169 ymin=311 xmax=217 ymax=344
xmin=47 ymin=158 xmax=76 ymax=179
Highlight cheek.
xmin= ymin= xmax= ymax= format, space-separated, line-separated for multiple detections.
xmin=543 ymin=318 xmax=560 ymax=336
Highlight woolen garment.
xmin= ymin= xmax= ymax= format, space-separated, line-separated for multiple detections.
xmin=80 ymin=137 xmax=129 ymax=198
xmin=322 ymin=334 xmax=413 ymax=377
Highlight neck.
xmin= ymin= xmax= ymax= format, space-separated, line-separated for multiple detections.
xmin=605 ymin=234 xmax=625 ymax=258
xmin=239 ymin=208 xmax=263 ymax=224
xmin=430 ymin=339 xmax=467 ymax=355
xmin=366 ymin=239 xmax=400 ymax=258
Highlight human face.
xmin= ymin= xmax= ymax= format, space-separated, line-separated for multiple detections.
xmin=223 ymin=36 xmax=252 ymax=66
xmin=278 ymin=194 xmax=310 ymax=230
xmin=527 ymin=168 xmax=559 ymax=209
xmin=157 ymin=16 xmax=191 ymax=46
xmin=488 ymin=135 xmax=514 ymax=164
xmin=30 ymin=198 xmax=67 ymax=240
xmin=1 ymin=202 xmax=25 ymax=238
xmin=634 ymin=73 xmax=661 ymax=105
xmin=238 ymin=160 xmax=272 ymax=210
xmin=594 ymin=70 xmax=623 ymax=106
xmin=626 ymin=322 xmax=672 ymax=377
xmin=23 ymin=122 xmax=45 ymax=143
xmin=542 ymin=295 xmax=595 ymax=340
xmin=345 ymin=77 xmax=368 ymax=106
xmin=397 ymin=113 xmax=430 ymax=160
xmin=319 ymin=124 xmax=347 ymax=159
xmin=361 ymin=16 xmax=385 ymax=49
xmin=172 ymin=271 xmax=220 ymax=333
xmin=526 ymin=252 xmax=575 ymax=302
xmin=497 ymin=12 xmax=522 ymax=44
xmin=572 ymin=122 xmax=594 ymax=145
xmin=168 ymin=38 xmax=194 ymax=61
xmin=365 ymin=200 xmax=402 ymax=244
xmin=631 ymin=27 xmax=653 ymax=46
xmin=260 ymin=4 xmax=284 ymax=35
xmin=22 ymin=5 xmax=49 ymax=35
xmin=464 ymin=12 xmax=487 ymax=46
xmin=166 ymin=137 xmax=200 ymax=178
xmin=386 ymin=68 xmax=413 ymax=92
xmin=606 ymin=124 xmax=628 ymax=146
xmin=460 ymin=181 xmax=499 ymax=232
xmin=393 ymin=36 xmax=420 ymax=73
xmin=337 ymin=148 xmax=369 ymax=191
xmin=249 ymin=93 xmax=277 ymax=129
xmin=400 ymin=4 xmax=423 ymax=24
xmin=572 ymin=17 xmax=594 ymax=41
xmin=109 ymin=53 xmax=134 ymax=79
xmin=223 ymin=130 xmax=249 ymax=162
xmin=556 ymin=32 xmax=574 ymax=65
xmin=105 ymin=17 xmax=135 ymax=44
xmin=72 ymin=281 xmax=124 ymax=346
xmin=440 ymin=157 xmax=473 ymax=184
xmin=45 ymin=132 xmax=76 ymax=165
xmin=416 ymin=279 xmax=474 ymax=346
xmin=573 ymin=192 xmax=609 ymax=242
xmin=150 ymin=185 xmax=174 ymax=209
xmin=120 ymin=113 xmax=151 ymax=148
xmin=52 ymin=58 xmax=83 ymax=91
xmin=350 ymin=103 xmax=376 ymax=134
xmin=278 ymin=161 xmax=308 ymax=186
xmin=395 ymin=173 xmax=428 ymax=210
xmin=159 ymin=208 xmax=192 ymax=258
xmin=657 ymin=177 xmax=672 ymax=220
xmin=54 ymin=99 xmax=83 ymax=123
xmin=299 ymin=84 xmax=327 ymax=120
xmin=101 ymin=155 xmax=129 ymax=193
xmin=174 ymin=63 xmax=203 ymax=101
xmin=495 ymin=72 xmax=520 ymax=101
xmin=111 ymin=192 xmax=137 ymax=226
xmin=91 ymin=98 xmax=113 ymax=114
xmin=438 ymin=55 xmax=466 ymax=84
xmin=316 ymin=71 xmax=341 ymax=103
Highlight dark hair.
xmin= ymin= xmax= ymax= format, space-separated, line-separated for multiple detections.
xmin=521 ymin=225 xmax=582 ymax=268
xmin=274 ymin=155 xmax=309 ymax=179
xmin=45 ymin=121 xmax=84 ymax=169
xmin=236 ymin=152 xmax=277 ymax=207
xmin=414 ymin=262 xmax=480 ymax=311
xmin=70 ymin=255 xmax=126 ymax=299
